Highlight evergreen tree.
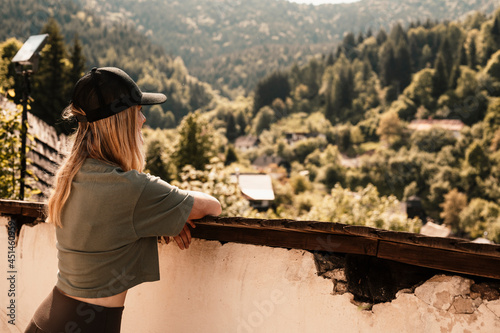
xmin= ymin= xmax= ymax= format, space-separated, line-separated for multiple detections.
xmin=389 ymin=23 xmax=407 ymax=44
xmin=468 ymin=37 xmax=477 ymax=69
xmin=449 ymin=44 xmax=467 ymax=89
xmin=174 ymin=112 xmax=214 ymax=171
xmin=438 ymin=37 xmax=454 ymax=77
xmin=253 ymin=71 xmax=290 ymax=115
xmin=32 ymin=18 xmax=71 ymax=132
xmin=357 ymin=32 xmax=364 ymax=45
xmin=492 ymin=15 xmax=500 ymax=46
xmin=224 ymin=145 xmax=238 ymax=166
xmin=376 ymin=29 xmax=388 ymax=45
xmin=379 ymin=40 xmax=396 ymax=87
xmin=145 ymin=138 xmax=171 ymax=181
xmin=68 ymin=33 xmax=86 ymax=86
xmin=395 ymin=40 xmax=412 ymax=90
xmin=366 ymin=28 xmax=373 ymax=38
xmin=432 ymin=54 xmax=448 ymax=97
xmin=235 ymin=110 xmax=247 ymax=135
xmin=225 ymin=112 xmax=238 ymax=142
xmin=326 ymin=52 xmax=335 ymax=66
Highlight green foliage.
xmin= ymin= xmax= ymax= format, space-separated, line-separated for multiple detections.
xmin=303 ymin=184 xmax=422 ymax=232
xmin=0 ymin=106 xmax=22 ymax=198
xmin=172 ymin=163 xmax=254 ymax=218
xmin=410 ymin=126 xmax=457 ymax=153
xmin=143 ymin=129 xmax=175 ymax=182
xmin=0 ymin=38 xmax=23 ymax=104
xmin=225 ymin=113 xmax=238 ymax=142
xmin=465 ymin=140 xmax=490 ymax=176
xmin=252 ymin=106 xmax=275 ymax=134
xmin=484 ymin=50 xmax=500 ymax=81
xmin=68 ymin=33 xmax=85 ymax=86
xmin=376 ymin=111 xmax=406 ymax=146
xmin=224 ymin=145 xmax=238 ymax=166
xmin=31 ymin=18 xmax=71 ymax=132
xmin=440 ymin=189 xmax=468 ymax=233
xmin=173 ymin=112 xmax=216 ymax=172
xmin=459 ymin=198 xmax=500 ymax=241
xmin=253 ymin=71 xmax=290 ymax=115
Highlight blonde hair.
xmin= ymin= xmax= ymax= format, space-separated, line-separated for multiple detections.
xmin=47 ymin=104 xmax=145 ymax=227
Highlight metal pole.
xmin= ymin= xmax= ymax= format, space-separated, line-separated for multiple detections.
xmin=19 ymin=72 xmax=30 ymax=200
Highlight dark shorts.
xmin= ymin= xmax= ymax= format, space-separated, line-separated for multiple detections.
xmin=24 ymin=286 xmax=124 ymax=333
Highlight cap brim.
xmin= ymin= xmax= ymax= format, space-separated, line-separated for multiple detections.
xmin=140 ymin=92 xmax=167 ymax=105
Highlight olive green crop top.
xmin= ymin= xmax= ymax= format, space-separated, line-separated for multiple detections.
xmin=55 ymin=158 xmax=194 ymax=298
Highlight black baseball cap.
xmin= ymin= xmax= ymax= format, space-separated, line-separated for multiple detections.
xmin=71 ymin=67 xmax=167 ymax=123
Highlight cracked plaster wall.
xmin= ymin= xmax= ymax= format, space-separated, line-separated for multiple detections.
xmin=1 ymin=218 xmax=499 ymax=333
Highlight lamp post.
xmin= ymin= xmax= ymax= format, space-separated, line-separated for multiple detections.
xmin=11 ymin=34 xmax=48 ymax=200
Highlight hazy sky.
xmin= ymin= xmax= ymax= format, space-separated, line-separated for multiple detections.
xmin=287 ymin=0 xmax=360 ymax=5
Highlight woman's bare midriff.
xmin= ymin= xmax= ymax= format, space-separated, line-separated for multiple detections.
xmin=58 ymin=287 xmax=128 ymax=308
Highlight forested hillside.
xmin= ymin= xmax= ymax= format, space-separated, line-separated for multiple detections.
xmin=0 ymin=0 xmax=219 ymax=131
xmin=80 ymin=0 xmax=499 ymax=94
xmin=137 ymin=7 xmax=500 ymax=242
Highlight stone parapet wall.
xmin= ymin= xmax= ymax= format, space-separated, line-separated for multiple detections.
xmin=1 ymin=219 xmax=499 ymax=332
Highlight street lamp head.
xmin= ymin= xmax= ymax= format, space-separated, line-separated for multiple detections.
xmin=11 ymin=34 xmax=48 ymax=74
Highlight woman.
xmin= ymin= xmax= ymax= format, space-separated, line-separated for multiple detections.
xmin=25 ymin=67 xmax=222 ymax=333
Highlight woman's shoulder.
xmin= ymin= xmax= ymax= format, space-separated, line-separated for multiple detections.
xmin=79 ymin=158 xmax=149 ymax=185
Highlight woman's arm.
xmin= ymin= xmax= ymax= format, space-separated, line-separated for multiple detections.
xmin=187 ymin=191 xmax=222 ymax=219
xmin=172 ymin=191 xmax=221 ymax=250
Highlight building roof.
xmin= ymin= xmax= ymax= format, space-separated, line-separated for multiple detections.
xmin=236 ymin=174 xmax=275 ymax=201
xmin=408 ymin=119 xmax=465 ymax=132
xmin=1 ymin=199 xmax=499 ymax=280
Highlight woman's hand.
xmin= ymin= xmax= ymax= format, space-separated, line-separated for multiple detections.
xmin=172 ymin=220 xmax=196 ymax=250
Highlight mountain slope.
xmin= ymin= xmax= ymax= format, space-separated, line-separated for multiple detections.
xmin=79 ymin=0 xmax=499 ymax=93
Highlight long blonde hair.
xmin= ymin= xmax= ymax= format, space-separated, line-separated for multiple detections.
xmin=47 ymin=104 xmax=145 ymax=227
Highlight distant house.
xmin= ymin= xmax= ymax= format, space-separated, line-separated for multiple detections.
xmin=408 ymin=119 xmax=465 ymax=138
xmin=235 ymin=135 xmax=259 ymax=151
xmin=231 ymin=173 xmax=275 ymax=210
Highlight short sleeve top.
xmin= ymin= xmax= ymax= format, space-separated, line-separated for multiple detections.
xmin=55 ymin=158 xmax=194 ymax=298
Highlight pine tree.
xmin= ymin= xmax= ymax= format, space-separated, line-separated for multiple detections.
xmin=326 ymin=52 xmax=335 ymax=66
xmin=69 ymin=34 xmax=86 ymax=86
xmin=389 ymin=23 xmax=407 ymax=44
xmin=32 ymin=18 xmax=71 ymax=132
xmin=235 ymin=111 xmax=247 ymax=135
xmin=468 ymin=38 xmax=477 ymax=69
xmin=432 ymin=54 xmax=448 ymax=97
xmin=492 ymin=15 xmax=500 ymax=45
xmin=395 ymin=40 xmax=412 ymax=90
xmin=224 ymin=145 xmax=238 ymax=166
xmin=357 ymin=32 xmax=364 ymax=45
xmin=438 ymin=37 xmax=454 ymax=77
xmin=449 ymin=44 xmax=467 ymax=89
xmin=225 ymin=112 xmax=238 ymax=142
xmin=376 ymin=29 xmax=388 ymax=45
xmin=174 ymin=112 xmax=214 ymax=171
xmin=379 ymin=40 xmax=396 ymax=87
